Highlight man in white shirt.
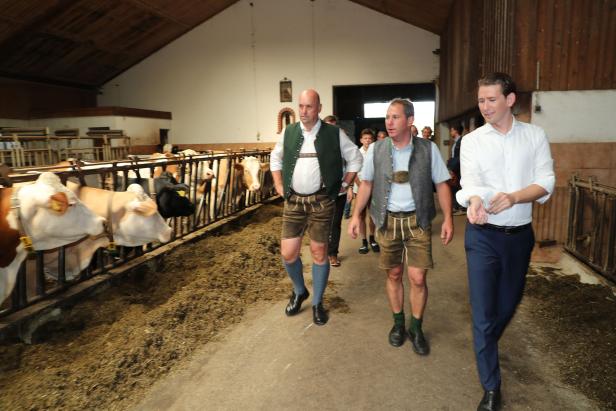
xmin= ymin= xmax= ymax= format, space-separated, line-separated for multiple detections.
xmin=456 ymin=73 xmax=555 ymax=411
xmin=271 ymin=89 xmax=362 ymax=325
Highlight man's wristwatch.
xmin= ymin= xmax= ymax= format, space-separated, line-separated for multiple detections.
xmin=341 ymin=181 xmax=349 ymax=189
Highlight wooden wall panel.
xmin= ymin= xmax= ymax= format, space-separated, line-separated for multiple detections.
xmin=440 ymin=0 xmax=616 ymax=122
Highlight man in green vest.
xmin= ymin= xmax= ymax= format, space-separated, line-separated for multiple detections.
xmin=348 ymin=98 xmax=454 ymax=354
xmin=271 ymin=89 xmax=362 ymax=325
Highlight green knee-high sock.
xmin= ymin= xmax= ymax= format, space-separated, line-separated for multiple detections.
xmin=393 ymin=311 xmax=405 ymax=327
xmin=410 ymin=316 xmax=423 ymax=334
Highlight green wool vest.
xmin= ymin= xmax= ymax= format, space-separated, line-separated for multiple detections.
xmin=281 ymin=122 xmax=342 ymax=200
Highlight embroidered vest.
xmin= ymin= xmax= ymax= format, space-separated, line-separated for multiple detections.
xmin=370 ymin=137 xmax=436 ymax=230
xmin=281 ymin=122 xmax=343 ymax=200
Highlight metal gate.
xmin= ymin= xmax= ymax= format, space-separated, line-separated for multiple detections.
xmin=565 ymin=176 xmax=616 ymax=282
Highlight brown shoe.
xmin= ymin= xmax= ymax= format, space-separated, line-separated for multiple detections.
xmin=328 ymin=255 xmax=341 ymax=267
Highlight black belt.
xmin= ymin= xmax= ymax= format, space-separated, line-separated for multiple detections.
xmin=387 ymin=210 xmax=415 ymax=217
xmin=291 ymin=187 xmax=326 ymax=197
xmin=480 ymin=223 xmax=531 ymax=234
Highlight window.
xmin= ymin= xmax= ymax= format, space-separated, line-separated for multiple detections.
xmin=364 ymin=101 xmax=435 ymax=132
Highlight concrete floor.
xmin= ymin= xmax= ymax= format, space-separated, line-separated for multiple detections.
xmin=134 ymin=213 xmax=598 ymax=411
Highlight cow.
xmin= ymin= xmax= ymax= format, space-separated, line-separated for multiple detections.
xmin=0 ymin=172 xmax=105 ymax=304
xmin=42 ymin=182 xmax=173 ymax=280
xmin=212 ymin=156 xmax=270 ymax=216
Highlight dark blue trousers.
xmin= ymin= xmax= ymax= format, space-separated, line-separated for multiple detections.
xmin=464 ymin=223 xmax=534 ymax=390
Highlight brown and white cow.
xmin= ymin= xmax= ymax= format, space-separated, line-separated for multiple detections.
xmin=0 ymin=172 xmax=105 ymax=304
xmin=42 ymin=182 xmax=173 ymax=280
xmin=212 ymin=156 xmax=270 ymax=215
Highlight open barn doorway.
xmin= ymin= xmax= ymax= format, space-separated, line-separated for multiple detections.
xmin=332 ymin=83 xmax=436 ymax=144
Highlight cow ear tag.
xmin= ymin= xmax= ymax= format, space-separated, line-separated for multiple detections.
xmin=50 ymin=199 xmax=63 ymax=211
xmin=177 ymin=190 xmax=186 ymax=197
xmin=20 ymin=236 xmax=34 ymax=252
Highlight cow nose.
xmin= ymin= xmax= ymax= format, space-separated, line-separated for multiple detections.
xmin=251 ymin=183 xmax=261 ymax=191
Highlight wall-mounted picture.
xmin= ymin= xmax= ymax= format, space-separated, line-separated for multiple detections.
xmin=280 ymin=80 xmax=292 ymax=102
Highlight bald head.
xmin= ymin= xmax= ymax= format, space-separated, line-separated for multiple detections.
xmin=298 ymin=89 xmax=322 ymax=131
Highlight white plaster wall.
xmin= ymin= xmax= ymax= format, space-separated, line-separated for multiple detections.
xmin=98 ymin=0 xmax=439 ymax=145
xmin=531 ymin=90 xmax=616 ymax=142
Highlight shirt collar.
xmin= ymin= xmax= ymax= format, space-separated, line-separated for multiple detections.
xmin=300 ymin=119 xmax=321 ymax=135
xmin=483 ymin=116 xmax=519 ymax=136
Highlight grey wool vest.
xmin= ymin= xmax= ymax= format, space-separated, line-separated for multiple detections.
xmin=370 ymin=137 xmax=436 ymax=230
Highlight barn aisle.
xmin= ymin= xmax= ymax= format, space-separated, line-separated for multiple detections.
xmin=134 ymin=212 xmax=597 ymax=411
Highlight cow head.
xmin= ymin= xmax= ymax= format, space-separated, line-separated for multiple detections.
xmin=16 ymin=172 xmax=105 ymax=250
xmin=236 ymin=156 xmax=269 ymax=192
xmin=153 ymin=172 xmax=195 ymax=218
xmin=115 ymin=184 xmax=173 ymax=245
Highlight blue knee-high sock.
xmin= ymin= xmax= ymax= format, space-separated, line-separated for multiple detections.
xmin=311 ymin=261 xmax=330 ymax=305
xmin=284 ymin=258 xmax=306 ymax=295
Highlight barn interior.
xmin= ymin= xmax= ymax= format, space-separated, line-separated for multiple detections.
xmin=0 ymin=0 xmax=615 ymax=410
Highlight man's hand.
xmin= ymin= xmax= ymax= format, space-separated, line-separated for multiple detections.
xmin=347 ymin=216 xmax=360 ymax=239
xmin=467 ymin=196 xmax=488 ymax=225
xmin=346 ymin=188 xmax=353 ymax=202
xmin=487 ymin=192 xmax=515 ymax=214
xmin=440 ymin=218 xmax=453 ymax=245
xmin=274 ymin=183 xmax=284 ymax=197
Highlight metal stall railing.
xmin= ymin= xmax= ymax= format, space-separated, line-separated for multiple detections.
xmin=0 ymin=134 xmax=132 ymax=166
xmin=565 ymin=176 xmax=616 ymax=282
xmin=1 ymin=149 xmax=275 ymax=319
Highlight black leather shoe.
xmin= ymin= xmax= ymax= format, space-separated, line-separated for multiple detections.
xmin=285 ymin=290 xmax=309 ymax=316
xmin=312 ymin=303 xmax=328 ymax=325
xmin=408 ymin=329 xmax=430 ymax=355
xmin=388 ymin=324 xmax=406 ymax=347
xmin=358 ymin=244 xmax=369 ymax=254
xmin=477 ymin=389 xmax=501 ymax=411
xmin=370 ymin=241 xmax=380 ymax=252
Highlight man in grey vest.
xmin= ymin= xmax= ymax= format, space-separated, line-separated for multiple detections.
xmin=271 ymin=89 xmax=362 ymax=325
xmin=348 ymin=98 xmax=454 ymax=355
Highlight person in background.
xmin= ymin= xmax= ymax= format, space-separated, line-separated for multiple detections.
xmin=271 ymin=90 xmax=362 ymax=325
xmin=447 ymin=124 xmax=465 ymax=216
xmin=353 ymin=128 xmax=379 ymax=254
xmin=410 ymin=125 xmax=419 ymax=138
xmin=421 ymin=126 xmax=433 ymax=140
xmin=457 ymin=72 xmax=554 ymax=411
xmin=349 ymin=98 xmax=453 ymax=355
xmin=323 ymin=115 xmax=353 ymax=267
xmin=377 ymin=130 xmax=388 ymax=141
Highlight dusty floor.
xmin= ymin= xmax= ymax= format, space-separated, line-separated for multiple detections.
xmin=0 ymin=204 xmax=291 ymax=410
xmin=0 ymin=204 xmax=614 ymax=410
xmin=526 ymin=266 xmax=616 ymax=409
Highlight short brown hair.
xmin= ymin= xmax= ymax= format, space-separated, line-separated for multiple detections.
xmin=478 ymin=72 xmax=516 ymax=96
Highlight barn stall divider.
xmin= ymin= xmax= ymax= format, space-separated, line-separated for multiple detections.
xmin=1 ymin=149 xmax=275 ymax=338
xmin=565 ymin=176 xmax=616 ymax=282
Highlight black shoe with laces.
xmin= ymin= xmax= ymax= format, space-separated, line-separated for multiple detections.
xmin=370 ymin=241 xmax=380 ymax=252
xmin=388 ymin=324 xmax=406 ymax=347
xmin=477 ymin=389 xmax=501 ymax=411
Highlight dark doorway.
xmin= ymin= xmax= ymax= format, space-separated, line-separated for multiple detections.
xmin=332 ymin=83 xmax=435 ymax=144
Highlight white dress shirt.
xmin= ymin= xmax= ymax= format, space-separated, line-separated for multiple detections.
xmin=456 ymin=118 xmax=555 ymax=226
xmin=361 ymin=139 xmax=451 ymax=212
xmin=270 ymin=119 xmax=363 ymax=195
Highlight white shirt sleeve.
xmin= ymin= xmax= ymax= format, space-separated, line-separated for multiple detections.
xmin=431 ymin=142 xmax=451 ymax=184
xmin=270 ymin=134 xmax=284 ymax=172
xmin=340 ymin=129 xmax=363 ymax=173
xmin=532 ymin=128 xmax=555 ymax=204
xmin=359 ymin=143 xmax=375 ymax=181
xmin=456 ymin=135 xmax=494 ymax=207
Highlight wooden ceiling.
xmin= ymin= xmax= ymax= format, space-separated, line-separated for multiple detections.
xmin=0 ymin=0 xmax=452 ymax=90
